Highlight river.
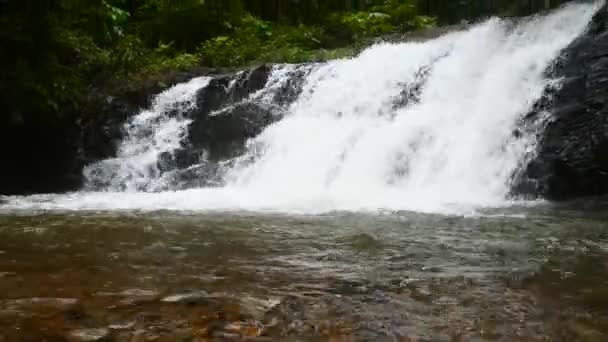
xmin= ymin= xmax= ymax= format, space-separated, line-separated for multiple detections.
xmin=1 ymin=201 xmax=607 ymax=340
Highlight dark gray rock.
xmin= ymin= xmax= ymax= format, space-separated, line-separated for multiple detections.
xmin=187 ymin=64 xmax=309 ymax=158
xmin=515 ymin=5 xmax=608 ymax=200
xmin=194 ymin=64 xmax=272 ymax=117
xmin=159 ymin=64 xmax=308 ymax=188
xmin=161 ymin=291 xmax=211 ymax=305
xmin=189 ymin=101 xmax=276 ymax=159
xmin=67 ymin=328 xmax=111 ymax=342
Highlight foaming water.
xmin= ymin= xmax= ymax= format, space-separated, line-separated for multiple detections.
xmin=83 ymin=76 xmax=211 ymax=192
xmin=1 ymin=2 xmax=602 ymax=214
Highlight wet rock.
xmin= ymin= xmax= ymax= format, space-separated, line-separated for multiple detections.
xmin=189 ymin=102 xmax=276 ymax=161
xmin=96 ymin=289 xmax=160 ymax=307
xmin=410 ymin=286 xmax=433 ymax=303
xmin=161 ymin=291 xmax=211 ymax=305
xmin=182 ymin=64 xmax=308 ymax=168
xmin=194 ymin=65 xmax=272 ymax=118
xmin=516 ymin=5 xmax=608 ymax=199
xmin=67 ymin=328 xmax=110 ymax=342
xmin=108 ymin=321 xmax=136 ymax=331
xmin=223 ymin=321 xmax=264 ymax=338
xmin=211 ymin=331 xmax=240 ymax=339
xmin=118 ymin=289 xmax=160 ymax=306
xmin=239 ymin=296 xmax=281 ymax=321
xmin=185 ymin=64 xmax=283 ymax=163
xmin=271 ymin=65 xmax=311 ymax=106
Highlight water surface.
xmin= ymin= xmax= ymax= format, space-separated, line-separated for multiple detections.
xmin=1 ymin=201 xmax=607 ymax=341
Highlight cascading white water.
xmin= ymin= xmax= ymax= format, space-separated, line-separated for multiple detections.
xmin=81 ymin=65 xmax=307 ymax=193
xmin=84 ymin=76 xmax=212 ymax=192
xmin=223 ymin=2 xmax=601 ymax=211
xmin=2 ymin=1 xmax=603 ymax=214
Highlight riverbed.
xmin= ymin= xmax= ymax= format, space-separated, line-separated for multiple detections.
xmin=1 ymin=200 xmax=607 ymax=341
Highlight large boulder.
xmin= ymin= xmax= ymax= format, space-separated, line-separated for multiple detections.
xmin=515 ymin=7 xmax=608 ymax=200
xmin=174 ymin=64 xmax=310 ymax=165
xmin=188 ymin=64 xmax=275 ymax=160
xmin=167 ymin=64 xmax=310 ymax=188
xmin=516 ymin=5 xmax=608 ymax=200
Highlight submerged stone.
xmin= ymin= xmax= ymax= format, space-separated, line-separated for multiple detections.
xmin=161 ymin=291 xmax=210 ymax=305
xmin=68 ymin=328 xmax=110 ymax=342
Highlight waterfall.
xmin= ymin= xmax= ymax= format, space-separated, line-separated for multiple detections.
xmin=3 ymin=1 xmax=603 ymax=214
xmin=83 ymin=77 xmax=211 ymax=192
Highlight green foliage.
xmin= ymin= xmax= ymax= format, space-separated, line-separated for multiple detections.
xmin=199 ymin=14 xmax=329 ymax=67
xmin=329 ymin=11 xmax=394 ymax=42
xmin=200 ymin=36 xmax=247 ymax=67
xmin=375 ymin=0 xmax=437 ymax=30
xmin=409 ymin=15 xmax=437 ymax=30
xmin=103 ymin=1 xmax=130 ymax=38
xmin=11 ymin=0 xmax=557 ymax=123
xmin=197 ymin=15 xmax=270 ymax=67
xmin=374 ymin=0 xmax=418 ymax=20
xmin=112 ymin=35 xmax=147 ymax=71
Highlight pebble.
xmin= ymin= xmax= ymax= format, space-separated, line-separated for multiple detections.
xmin=161 ymin=291 xmax=210 ymax=305
xmin=212 ymin=331 xmax=240 ymax=339
xmin=117 ymin=289 xmax=160 ymax=306
xmin=224 ymin=321 xmax=263 ymax=337
xmin=239 ymin=296 xmax=281 ymax=320
xmin=68 ymin=328 xmax=110 ymax=342
xmin=169 ymin=246 xmax=187 ymax=253
xmin=109 ymin=321 xmax=136 ymax=330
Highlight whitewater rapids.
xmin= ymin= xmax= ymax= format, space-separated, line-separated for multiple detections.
xmin=2 ymin=1 xmax=603 ymax=214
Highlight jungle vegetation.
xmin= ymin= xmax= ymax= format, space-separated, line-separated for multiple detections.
xmin=0 ymin=0 xmax=567 ymax=122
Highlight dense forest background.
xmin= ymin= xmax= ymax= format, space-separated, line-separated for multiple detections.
xmin=0 ymin=0 xmax=568 ymax=123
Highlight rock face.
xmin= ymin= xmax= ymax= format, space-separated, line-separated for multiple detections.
xmin=154 ymin=64 xmax=309 ymax=189
xmin=189 ymin=65 xmax=276 ymax=161
xmin=516 ymin=5 xmax=608 ymax=200
xmin=188 ymin=64 xmax=309 ymax=160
